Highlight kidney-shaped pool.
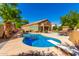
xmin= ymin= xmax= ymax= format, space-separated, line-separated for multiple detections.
xmin=23 ymin=33 xmax=61 ymax=47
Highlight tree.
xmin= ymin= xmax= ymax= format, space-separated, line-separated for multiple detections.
xmin=61 ymin=11 xmax=79 ymax=30
xmin=53 ymin=24 xmax=58 ymax=30
xmin=15 ymin=20 xmax=29 ymax=28
xmin=21 ymin=20 xmax=29 ymax=25
xmin=58 ymin=26 xmax=62 ymax=31
xmin=0 ymin=4 xmax=21 ymax=22
xmin=0 ymin=3 xmax=28 ymax=38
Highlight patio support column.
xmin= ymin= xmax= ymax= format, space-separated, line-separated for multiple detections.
xmin=51 ymin=25 xmax=52 ymax=31
xmin=49 ymin=26 xmax=51 ymax=31
xmin=48 ymin=26 xmax=49 ymax=32
xmin=51 ymin=26 xmax=52 ymax=31
xmin=43 ymin=24 xmax=44 ymax=33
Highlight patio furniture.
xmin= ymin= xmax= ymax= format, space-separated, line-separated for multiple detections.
xmin=59 ymin=31 xmax=69 ymax=36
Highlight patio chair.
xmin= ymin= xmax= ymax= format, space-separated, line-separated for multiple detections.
xmin=59 ymin=31 xmax=68 ymax=36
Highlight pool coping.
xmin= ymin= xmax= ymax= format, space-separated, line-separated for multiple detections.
xmin=0 ymin=32 xmax=74 ymax=56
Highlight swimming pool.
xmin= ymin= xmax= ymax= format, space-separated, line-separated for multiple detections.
xmin=23 ymin=33 xmax=61 ymax=47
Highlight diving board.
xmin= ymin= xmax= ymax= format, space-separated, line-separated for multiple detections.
xmin=47 ymin=40 xmax=73 ymax=54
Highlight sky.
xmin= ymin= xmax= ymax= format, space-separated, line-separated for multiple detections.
xmin=17 ymin=3 xmax=79 ymax=25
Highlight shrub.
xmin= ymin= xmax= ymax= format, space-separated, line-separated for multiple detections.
xmin=17 ymin=50 xmax=57 ymax=56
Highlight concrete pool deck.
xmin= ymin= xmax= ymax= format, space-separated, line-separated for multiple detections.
xmin=0 ymin=32 xmax=74 ymax=56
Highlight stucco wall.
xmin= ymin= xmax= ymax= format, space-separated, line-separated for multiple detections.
xmin=69 ymin=31 xmax=79 ymax=46
xmin=29 ymin=24 xmax=39 ymax=31
xmin=21 ymin=20 xmax=53 ymax=32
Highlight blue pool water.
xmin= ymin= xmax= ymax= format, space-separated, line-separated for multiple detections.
xmin=23 ymin=34 xmax=61 ymax=47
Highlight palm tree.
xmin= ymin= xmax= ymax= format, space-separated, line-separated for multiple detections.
xmin=0 ymin=3 xmax=21 ymax=38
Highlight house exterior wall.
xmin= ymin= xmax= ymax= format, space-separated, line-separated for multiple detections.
xmin=29 ymin=24 xmax=39 ymax=32
xmin=62 ymin=26 xmax=69 ymax=31
xmin=21 ymin=26 xmax=29 ymax=32
xmin=21 ymin=20 xmax=53 ymax=32
xmin=38 ymin=20 xmax=52 ymax=32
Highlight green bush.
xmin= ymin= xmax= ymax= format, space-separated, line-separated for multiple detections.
xmin=53 ymin=25 xmax=58 ymax=31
